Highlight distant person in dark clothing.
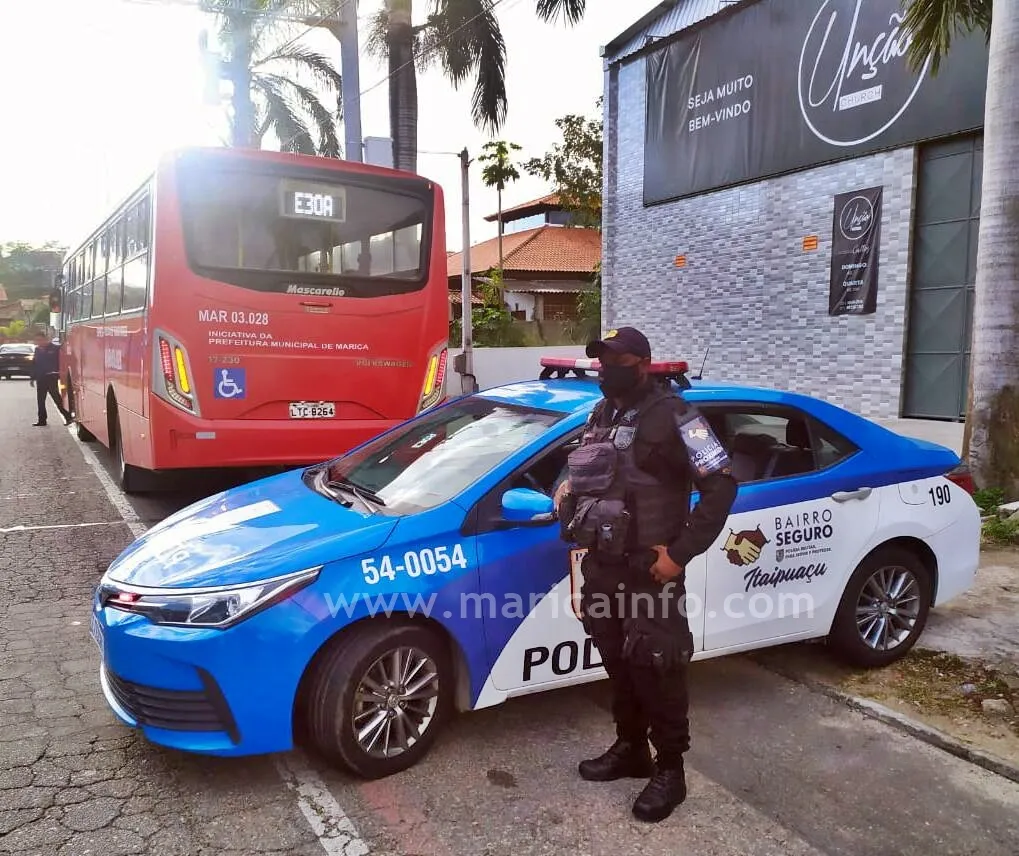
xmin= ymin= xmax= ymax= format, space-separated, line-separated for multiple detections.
xmin=31 ymin=331 xmax=71 ymax=427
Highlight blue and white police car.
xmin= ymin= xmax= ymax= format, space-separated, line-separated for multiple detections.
xmin=91 ymin=357 xmax=980 ymax=778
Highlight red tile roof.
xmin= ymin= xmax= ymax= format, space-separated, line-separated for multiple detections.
xmin=484 ymin=193 xmax=561 ymax=222
xmin=446 ymin=226 xmax=600 ymax=278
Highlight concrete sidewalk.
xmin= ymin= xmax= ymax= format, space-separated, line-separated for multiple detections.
xmin=922 ymin=548 xmax=1019 ymax=669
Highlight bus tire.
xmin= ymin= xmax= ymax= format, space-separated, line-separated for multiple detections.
xmin=66 ymin=378 xmax=94 ymax=441
xmin=109 ymin=404 xmax=143 ymax=495
xmin=304 ymin=622 xmax=453 ymax=779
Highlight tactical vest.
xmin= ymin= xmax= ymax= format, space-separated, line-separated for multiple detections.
xmin=564 ymin=388 xmax=688 ymax=556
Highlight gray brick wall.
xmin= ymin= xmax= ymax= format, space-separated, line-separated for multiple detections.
xmin=603 ymin=58 xmax=918 ymax=419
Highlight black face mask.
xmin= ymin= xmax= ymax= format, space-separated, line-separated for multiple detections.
xmin=599 ymin=363 xmax=642 ymax=398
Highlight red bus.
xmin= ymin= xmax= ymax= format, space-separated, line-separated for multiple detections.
xmin=57 ymin=147 xmax=449 ymax=492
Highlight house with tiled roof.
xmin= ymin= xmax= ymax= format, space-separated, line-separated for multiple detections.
xmin=446 ymin=194 xmax=600 ymax=322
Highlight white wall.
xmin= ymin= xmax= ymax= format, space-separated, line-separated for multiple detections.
xmin=445 ymin=345 xmax=588 ymax=396
xmin=505 ymin=293 xmax=537 ymax=320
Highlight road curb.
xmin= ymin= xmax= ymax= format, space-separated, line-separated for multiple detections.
xmin=757 ymin=661 xmax=1019 ymax=786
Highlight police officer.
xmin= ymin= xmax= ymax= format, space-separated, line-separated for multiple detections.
xmin=554 ymin=327 xmax=737 ymax=823
xmin=30 ymin=330 xmax=72 ymax=427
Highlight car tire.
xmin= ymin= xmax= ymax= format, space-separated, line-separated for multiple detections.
xmin=305 ymin=622 xmax=454 ymax=779
xmin=828 ymin=546 xmax=932 ymax=668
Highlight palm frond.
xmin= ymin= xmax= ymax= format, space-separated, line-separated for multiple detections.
xmin=900 ymin=0 xmax=992 ymax=76
xmin=365 ymin=8 xmax=391 ymax=61
xmin=534 ymin=0 xmax=585 ymax=25
xmin=252 ymin=77 xmax=316 ymax=154
xmin=250 ymin=0 xmax=304 ymax=52
xmin=428 ymin=0 xmax=481 ymax=87
xmin=259 ymin=73 xmax=341 ymax=157
xmin=466 ymin=4 xmax=507 ymax=132
xmin=427 ymin=0 xmax=507 ymax=130
xmin=255 ymin=45 xmax=343 ymax=93
xmin=366 ymin=7 xmax=438 ymax=72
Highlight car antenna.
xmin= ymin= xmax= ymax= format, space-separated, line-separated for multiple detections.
xmin=692 ymin=344 xmax=710 ymax=380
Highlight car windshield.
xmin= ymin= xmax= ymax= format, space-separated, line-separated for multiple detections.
xmin=321 ymin=397 xmax=565 ymax=514
xmin=0 ymin=345 xmax=33 ymax=354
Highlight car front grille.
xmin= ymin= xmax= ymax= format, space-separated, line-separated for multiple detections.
xmin=104 ymin=666 xmax=239 ymax=742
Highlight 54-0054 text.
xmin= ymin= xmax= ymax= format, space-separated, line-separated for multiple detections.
xmin=361 ymin=545 xmax=469 ymax=584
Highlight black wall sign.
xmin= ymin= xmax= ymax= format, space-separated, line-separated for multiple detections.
xmin=643 ymin=0 xmax=989 ymax=205
xmin=829 ymin=185 xmax=882 ymax=316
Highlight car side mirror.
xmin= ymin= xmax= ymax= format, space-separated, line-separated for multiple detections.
xmin=501 ymin=487 xmax=555 ymax=524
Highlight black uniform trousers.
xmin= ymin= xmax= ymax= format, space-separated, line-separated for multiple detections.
xmin=36 ymin=373 xmax=70 ymax=425
xmin=579 ymin=549 xmax=693 ymax=770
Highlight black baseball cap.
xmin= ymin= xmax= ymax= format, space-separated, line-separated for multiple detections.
xmin=585 ymin=327 xmax=652 ymax=360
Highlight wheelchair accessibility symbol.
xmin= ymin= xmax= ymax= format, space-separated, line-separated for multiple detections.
xmin=214 ymin=368 xmax=246 ymax=400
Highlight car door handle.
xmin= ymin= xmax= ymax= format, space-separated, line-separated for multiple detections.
xmin=831 ymin=487 xmax=872 ymax=502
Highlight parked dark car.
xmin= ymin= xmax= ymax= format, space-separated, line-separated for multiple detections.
xmin=0 ymin=343 xmax=35 ymax=379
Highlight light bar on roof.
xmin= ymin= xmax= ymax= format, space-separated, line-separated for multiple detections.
xmin=539 ymin=357 xmax=690 ymax=374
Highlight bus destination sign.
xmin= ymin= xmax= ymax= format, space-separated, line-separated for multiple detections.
xmin=280 ymin=180 xmax=346 ymax=223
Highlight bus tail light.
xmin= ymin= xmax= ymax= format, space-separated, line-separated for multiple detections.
xmin=153 ymin=330 xmax=200 ymax=415
xmin=418 ymin=344 xmax=448 ymax=413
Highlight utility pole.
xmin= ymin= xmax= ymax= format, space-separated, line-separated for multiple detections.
xmin=325 ymin=2 xmax=362 ymax=162
xmin=228 ymin=0 xmax=255 ymax=147
xmin=458 ymin=147 xmax=477 ymax=394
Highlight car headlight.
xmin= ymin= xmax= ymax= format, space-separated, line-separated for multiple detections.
xmin=97 ymin=567 xmax=322 ymax=628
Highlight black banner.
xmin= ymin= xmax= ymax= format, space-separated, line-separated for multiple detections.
xmin=829 ymin=186 xmax=881 ymax=315
xmin=643 ymin=0 xmax=989 ymax=204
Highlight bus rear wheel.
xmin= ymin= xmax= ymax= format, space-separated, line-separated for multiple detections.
xmin=109 ymin=403 xmax=143 ymax=494
xmin=67 ymin=378 xmax=95 ymax=442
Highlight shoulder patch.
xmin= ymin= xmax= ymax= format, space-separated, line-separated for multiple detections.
xmin=675 ymin=411 xmax=731 ymax=478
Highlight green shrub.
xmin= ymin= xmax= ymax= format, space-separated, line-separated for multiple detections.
xmin=973 ymin=487 xmax=1006 ymax=516
xmin=981 ymin=516 xmax=1019 ymax=546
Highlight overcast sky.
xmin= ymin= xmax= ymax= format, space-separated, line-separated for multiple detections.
xmin=0 ymin=0 xmax=656 ymax=255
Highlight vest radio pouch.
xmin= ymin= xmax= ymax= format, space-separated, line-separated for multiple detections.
xmin=566 ymin=497 xmax=630 ymax=554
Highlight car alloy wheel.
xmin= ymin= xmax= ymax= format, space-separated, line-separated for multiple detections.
xmin=829 ymin=546 xmax=931 ymax=668
xmin=303 ymin=622 xmax=454 ymax=778
xmin=352 ymin=646 xmax=441 ymax=759
xmin=855 ymin=565 xmax=922 ymax=652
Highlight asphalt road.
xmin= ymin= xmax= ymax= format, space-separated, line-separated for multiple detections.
xmin=2 ymin=378 xmax=1018 ymax=856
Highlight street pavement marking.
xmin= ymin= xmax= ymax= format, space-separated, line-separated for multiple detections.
xmin=0 ymin=520 xmax=133 ymax=533
xmin=68 ymin=425 xmax=146 ymax=538
xmin=66 ymin=423 xmax=372 ymax=856
xmin=276 ymin=753 xmax=371 ymax=856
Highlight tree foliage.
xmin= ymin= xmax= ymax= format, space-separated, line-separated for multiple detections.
xmin=901 ymin=0 xmax=993 ymax=75
xmin=0 ymin=242 xmax=66 ymax=299
xmin=203 ymin=0 xmax=344 ymax=155
xmin=478 ymin=140 xmax=522 ymax=191
xmin=523 ymin=98 xmax=603 ymax=228
xmin=366 ymin=0 xmax=586 ymax=170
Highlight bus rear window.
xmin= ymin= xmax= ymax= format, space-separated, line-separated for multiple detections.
xmin=178 ymin=163 xmax=431 ymax=292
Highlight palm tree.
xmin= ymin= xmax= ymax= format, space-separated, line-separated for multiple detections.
xmin=204 ymin=0 xmax=345 ymax=156
xmin=902 ymin=0 xmax=1019 ymax=493
xmin=366 ymin=0 xmax=586 ymax=173
xmin=478 ymin=139 xmax=522 ymax=269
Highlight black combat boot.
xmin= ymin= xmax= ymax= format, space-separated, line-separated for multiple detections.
xmin=631 ymin=764 xmax=687 ymax=822
xmin=578 ymin=738 xmax=654 ymax=782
